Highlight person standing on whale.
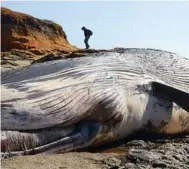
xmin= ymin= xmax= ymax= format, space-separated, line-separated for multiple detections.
xmin=81 ymin=26 xmax=93 ymax=49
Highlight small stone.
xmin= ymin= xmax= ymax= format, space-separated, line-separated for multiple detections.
xmin=104 ymin=157 xmax=121 ymax=168
xmin=124 ymin=162 xmax=136 ymax=168
xmin=173 ymin=154 xmax=183 ymax=161
xmin=109 ymin=166 xmax=119 ymax=169
xmin=152 ymin=161 xmax=167 ymax=168
xmin=128 ymin=149 xmax=160 ymax=162
xmin=126 ymin=140 xmax=147 ymax=148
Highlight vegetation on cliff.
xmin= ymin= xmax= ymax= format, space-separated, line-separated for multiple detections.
xmin=1 ymin=7 xmax=77 ymax=54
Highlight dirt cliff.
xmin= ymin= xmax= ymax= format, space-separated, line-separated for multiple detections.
xmin=1 ymin=7 xmax=77 ymax=55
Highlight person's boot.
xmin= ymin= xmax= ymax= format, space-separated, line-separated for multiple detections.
xmin=86 ymin=44 xmax=90 ymax=49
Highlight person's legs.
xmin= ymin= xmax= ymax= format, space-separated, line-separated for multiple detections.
xmin=84 ymin=36 xmax=90 ymax=49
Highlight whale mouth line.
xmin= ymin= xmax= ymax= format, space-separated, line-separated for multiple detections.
xmin=1 ymin=121 xmax=103 ymax=158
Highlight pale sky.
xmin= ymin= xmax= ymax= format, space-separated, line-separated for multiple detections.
xmin=2 ymin=1 xmax=189 ymax=58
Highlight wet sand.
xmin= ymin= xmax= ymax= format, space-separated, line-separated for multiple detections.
xmin=1 ymin=152 xmax=118 ymax=169
xmin=2 ymin=135 xmax=189 ymax=169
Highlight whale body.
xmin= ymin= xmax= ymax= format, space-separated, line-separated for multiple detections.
xmin=1 ymin=48 xmax=189 ymax=156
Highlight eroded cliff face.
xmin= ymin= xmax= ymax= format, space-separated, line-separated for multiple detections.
xmin=1 ymin=7 xmax=77 ymax=55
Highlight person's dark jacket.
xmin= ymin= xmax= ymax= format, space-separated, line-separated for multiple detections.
xmin=84 ymin=29 xmax=93 ymax=37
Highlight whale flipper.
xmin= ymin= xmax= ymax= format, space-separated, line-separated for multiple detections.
xmin=152 ymin=82 xmax=189 ymax=112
